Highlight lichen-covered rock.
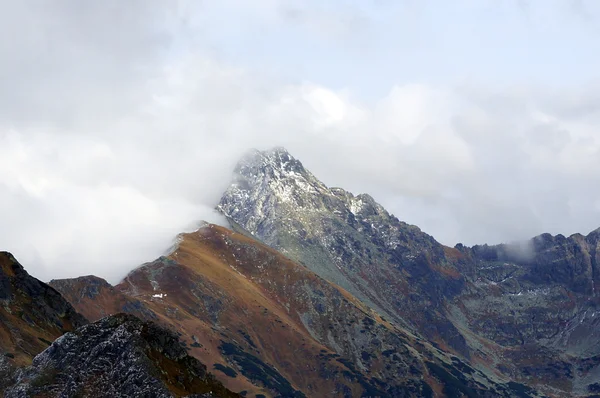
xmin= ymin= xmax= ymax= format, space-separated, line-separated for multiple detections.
xmin=4 ymin=313 xmax=239 ymax=397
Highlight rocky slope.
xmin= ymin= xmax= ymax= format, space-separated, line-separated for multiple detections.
xmin=218 ymin=148 xmax=467 ymax=355
xmin=4 ymin=313 xmax=239 ymax=397
xmin=51 ymin=225 xmax=535 ymax=397
xmin=0 ymin=251 xmax=87 ymax=366
xmin=5 ymin=147 xmax=600 ymax=396
xmin=218 ymin=147 xmax=600 ymax=397
xmin=450 ymin=232 xmax=600 ymax=396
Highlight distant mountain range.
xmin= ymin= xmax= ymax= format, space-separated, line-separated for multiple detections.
xmin=1 ymin=148 xmax=599 ymax=397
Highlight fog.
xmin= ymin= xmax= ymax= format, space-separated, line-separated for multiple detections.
xmin=1 ymin=1 xmax=600 ymax=283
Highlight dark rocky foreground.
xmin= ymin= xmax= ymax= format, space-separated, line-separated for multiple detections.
xmin=3 ymin=313 xmax=239 ymax=397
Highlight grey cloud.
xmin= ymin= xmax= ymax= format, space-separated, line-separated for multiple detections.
xmin=0 ymin=0 xmax=173 ymax=129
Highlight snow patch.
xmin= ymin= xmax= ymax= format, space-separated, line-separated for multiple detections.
xmin=349 ymin=198 xmax=364 ymax=215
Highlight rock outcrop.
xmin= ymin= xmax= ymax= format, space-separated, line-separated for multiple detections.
xmin=4 ymin=313 xmax=239 ymax=397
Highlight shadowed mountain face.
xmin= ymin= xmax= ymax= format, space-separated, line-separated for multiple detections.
xmin=451 ymin=233 xmax=600 ymax=395
xmin=217 ymin=148 xmax=600 ymax=397
xmin=4 ymin=313 xmax=239 ymax=398
xmin=0 ymin=252 xmax=87 ymax=366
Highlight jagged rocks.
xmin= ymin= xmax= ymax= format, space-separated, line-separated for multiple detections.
xmin=4 ymin=313 xmax=239 ymax=397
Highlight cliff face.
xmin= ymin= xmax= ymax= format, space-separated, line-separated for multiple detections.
xmin=0 ymin=251 xmax=87 ymax=366
xmin=456 ymin=231 xmax=600 ymax=354
xmin=452 ymin=232 xmax=600 ymax=395
xmin=465 ymin=230 xmax=599 ymax=296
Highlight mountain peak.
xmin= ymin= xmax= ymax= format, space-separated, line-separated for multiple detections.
xmin=50 ymin=275 xmax=112 ymax=301
xmin=235 ymin=146 xmax=308 ymax=180
xmin=219 ymin=147 xmax=330 ymax=226
xmin=218 ymin=148 xmax=464 ymax=352
xmin=265 ymin=145 xmax=291 ymax=157
xmin=586 ymin=226 xmax=600 ymax=241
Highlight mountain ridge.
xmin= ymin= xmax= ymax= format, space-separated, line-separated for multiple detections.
xmin=218 ymin=147 xmax=470 ymax=355
xmin=3 ymin=147 xmax=600 ymax=396
xmin=49 ymin=224 xmax=536 ymax=397
xmin=217 ymin=147 xmax=600 ymax=397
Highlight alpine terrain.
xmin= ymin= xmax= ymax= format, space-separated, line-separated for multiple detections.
xmin=1 ymin=147 xmax=599 ymax=397
xmin=217 ymin=147 xmax=600 ymax=397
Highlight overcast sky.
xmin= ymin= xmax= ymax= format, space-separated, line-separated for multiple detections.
xmin=2 ymin=0 xmax=600 ymax=283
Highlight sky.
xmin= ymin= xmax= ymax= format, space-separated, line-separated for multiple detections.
xmin=1 ymin=0 xmax=600 ymax=283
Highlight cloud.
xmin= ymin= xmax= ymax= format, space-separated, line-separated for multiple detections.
xmin=1 ymin=1 xmax=600 ymax=283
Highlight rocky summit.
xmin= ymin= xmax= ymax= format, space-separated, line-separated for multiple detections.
xmin=218 ymin=148 xmax=468 ymax=354
xmin=218 ymin=147 xmax=600 ymax=397
xmin=218 ymin=148 xmax=479 ymax=359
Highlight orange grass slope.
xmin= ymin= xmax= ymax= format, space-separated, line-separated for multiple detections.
xmin=50 ymin=222 xmax=512 ymax=396
xmin=49 ymin=275 xmax=157 ymax=323
xmin=115 ymin=225 xmax=381 ymax=397
xmin=113 ymin=224 xmax=502 ymax=397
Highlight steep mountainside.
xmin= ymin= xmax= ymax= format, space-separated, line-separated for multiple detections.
xmin=52 ymin=225 xmax=534 ymax=397
xmin=4 ymin=313 xmax=239 ymax=397
xmin=450 ymin=233 xmax=600 ymax=396
xmin=218 ymin=148 xmax=467 ymax=356
xmin=218 ymin=147 xmax=600 ymax=397
xmin=0 ymin=252 xmax=87 ymax=366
